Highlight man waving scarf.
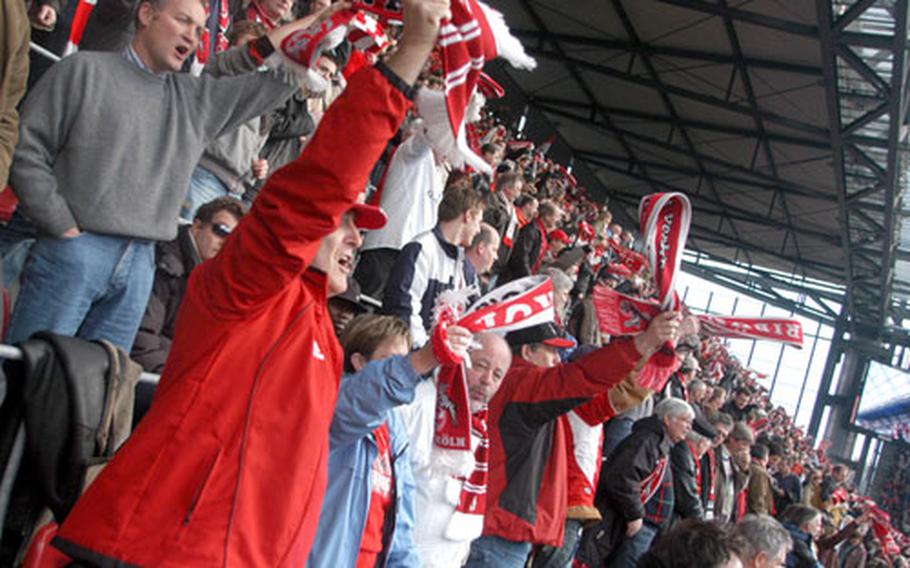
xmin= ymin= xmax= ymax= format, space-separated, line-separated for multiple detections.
xmin=278 ymin=0 xmax=536 ymax=174
xmin=594 ymin=192 xmax=803 ymax=392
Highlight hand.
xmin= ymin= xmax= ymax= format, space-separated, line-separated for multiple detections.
xmin=626 ymin=518 xmax=643 ymax=537
xmin=445 ymin=325 xmax=473 ymax=362
xmin=399 ymin=0 xmax=450 ymax=50
xmin=410 ymin=325 xmax=473 ymax=374
xmin=34 ymin=4 xmax=57 ymax=28
xmin=634 ymin=311 xmax=680 ymax=356
xmin=251 ymin=158 xmax=269 ymax=180
xmin=61 ymin=227 xmax=81 ymax=239
xmin=386 ymin=0 xmax=450 ymax=86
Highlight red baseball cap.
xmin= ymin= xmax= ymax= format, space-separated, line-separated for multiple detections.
xmin=350 ymin=203 xmax=387 ymax=230
xmin=549 ymin=229 xmax=571 ymax=244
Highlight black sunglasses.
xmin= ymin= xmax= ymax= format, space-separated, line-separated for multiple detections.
xmin=211 ymin=222 xmax=233 ymax=238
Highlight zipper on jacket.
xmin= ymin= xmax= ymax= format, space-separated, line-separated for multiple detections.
xmin=222 ymin=302 xmax=314 ymax=566
xmin=184 ymin=447 xmax=223 ymax=526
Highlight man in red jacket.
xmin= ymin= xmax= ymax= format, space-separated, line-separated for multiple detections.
xmin=464 ymin=314 xmax=680 ymax=568
xmin=53 ymin=1 xmax=452 ymax=566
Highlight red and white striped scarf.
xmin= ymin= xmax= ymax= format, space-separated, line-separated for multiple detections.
xmin=444 ymin=410 xmax=488 ymax=541
xmin=278 ymin=0 xmax=534 ymax=174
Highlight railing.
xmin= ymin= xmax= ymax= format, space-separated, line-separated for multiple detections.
xmin=29 ymin=41 xmax=62 ymax=63
xmin=0 ymin=343 xmax=160 ymax=383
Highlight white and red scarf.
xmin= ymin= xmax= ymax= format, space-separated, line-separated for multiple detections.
xmin=63 ymin=0 xmax=97 ymax=56
xmin=639 ymin=192 xmax=691 ymax=311
xmin=444 ymin=410 xmax=489 ymax=541
xmin=593 ymin=286 xmax=805 ymax=347
xmin=278 ymin=0 xmax=535 ymax=174
xmin=698 ymin=315 xmax=804 ymax=348
xmin=431 ymin=276 xmax=555 ymax=475
xmin=198 ymin=0 xmax=232 ymax=65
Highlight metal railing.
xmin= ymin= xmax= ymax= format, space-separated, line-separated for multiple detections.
xmin=0 ymin=343 xmax=160 ymax=383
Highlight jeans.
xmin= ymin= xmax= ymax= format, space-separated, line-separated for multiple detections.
xmin=181 ymin=166 xmax=230 ymax=221
xmin=464 ymin=535 xmax=533 ymax=568
xmin=6 ymin=232 xmax=155 ymax=350
xmin=602 ymin=417 xmax=634 ymax=461
xmin=607 ymin=521 xmax=659 ymax=568
xmin=531 ymin=519 xmax=584 ymax=568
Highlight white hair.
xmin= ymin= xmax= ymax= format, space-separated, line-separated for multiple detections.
xmin=654 ymin=397 xmax=694 ymax=420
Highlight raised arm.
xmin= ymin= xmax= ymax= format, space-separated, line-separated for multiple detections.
xmin=194 ymin=0 xmax=448 ymax=317
xmin=501 ymin=312 xmax=680 ymax=429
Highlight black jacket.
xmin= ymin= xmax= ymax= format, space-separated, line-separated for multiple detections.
xmin=130 ymin=226 xmax=201 ymax=373
xmin=671 ymin=441 xmax=703 ymax=520
xmin=596 ymin=415 xmax=674 ymax=525
xmin=502 ymin=219 xmax=543 ymax=283
xmin=0 ymin=334 xmax=139 ymax=528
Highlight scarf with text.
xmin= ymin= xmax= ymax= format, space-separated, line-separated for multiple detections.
xmin=431 ymin=276 xmax=554 ymax=475
xmin=639 ymin=192 xmax=691 ymax=310
xmin=698 ymin=315 xmax=804 ymax=348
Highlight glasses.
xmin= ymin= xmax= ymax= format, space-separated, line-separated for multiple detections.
xmin=211 ymin=222 xmax=233 ymax=238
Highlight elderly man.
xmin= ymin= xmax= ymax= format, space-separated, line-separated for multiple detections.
xmin=577 ymin=397 xmax=695 ymax=568
xmin=715 ymin=421 xmax=755 ymax=523
xmin=465 ymin=312 xmax=681 ymax=568
xmin=53 ymin=1 xmax=451 ymax=565
xmin=733 ymin=514 xmax=792 ymax=568
xmin=402 ymin=332 xmax=513 ymax=567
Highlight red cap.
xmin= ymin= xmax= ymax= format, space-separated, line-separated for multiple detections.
xmin=549 ymin=229 xmax=571 ymax=244
xmin=350 ymin=203 xmax=387 ymax=230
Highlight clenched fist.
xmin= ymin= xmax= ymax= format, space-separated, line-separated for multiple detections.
xmin=634 ymin=311 xmax=681 ymax=356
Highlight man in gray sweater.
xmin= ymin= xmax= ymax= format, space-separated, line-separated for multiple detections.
xmin=7 ymin=0 xmax=299 ymax=349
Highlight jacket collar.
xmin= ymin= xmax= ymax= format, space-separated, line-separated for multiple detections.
xmin=303 ymin=268 xmax=331 ymax=305
xmin=433 ymin=226 xmax=460 ymax=260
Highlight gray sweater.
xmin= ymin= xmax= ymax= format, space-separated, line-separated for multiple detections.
xmin=11 ymin=50 xmax=297 ymax=240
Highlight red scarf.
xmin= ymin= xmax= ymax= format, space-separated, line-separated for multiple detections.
xmin=639 ymin=192 xmax=691 ymax=310
xmin=247 ymin=0 xmax=279 ymax=29
xmin=444 ymin=410 xmax=489 ymax=540
xmin=64 ymin=0 xmax=98 ymax=55
xmin=698 ymin=315 xmax=804 ymax=348
xmin=278 ymin=0 xmax=534 ymax=173
xmin=593 ymin=287 xmax=805 ymax=349
xmin=431 ymin=276 xmax=555 ymax=474
xmin=198 ymin=0 xmax=231 ymax=64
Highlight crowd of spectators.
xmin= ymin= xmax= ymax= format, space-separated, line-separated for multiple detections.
xmin=0 ymin=0 xmax=908 ymax=566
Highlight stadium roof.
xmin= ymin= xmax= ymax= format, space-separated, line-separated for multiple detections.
xmin=489 ymin=0 xmax=910 ymax=339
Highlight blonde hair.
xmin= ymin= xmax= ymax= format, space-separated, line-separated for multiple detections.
xmin=341 ymin=314 xmax=411 ymax=373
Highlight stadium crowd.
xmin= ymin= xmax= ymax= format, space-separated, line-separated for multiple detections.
xmin=0 ymin=0 xmax=909 ymax=566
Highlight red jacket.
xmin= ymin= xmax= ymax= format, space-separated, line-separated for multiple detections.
xmin=482 ymin=340 xmax=641 ymax=547
xmin=54 ymin=65 xmax=412 ymax=567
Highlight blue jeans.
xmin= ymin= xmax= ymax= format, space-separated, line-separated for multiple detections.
xmin=607 ymin=521 xmax=659 ymax=568
xmin=181 ymin=166 xmax=230 ymax=221
xmin=531 ymin=519 xmax=584 ymax=568
xmin=6 ymin=232 xmax=155 ymax=350
xmin=602 ymin=417 xmax=634 ymax=461
xmin=464 ymin=535 xmax=533 ymax=568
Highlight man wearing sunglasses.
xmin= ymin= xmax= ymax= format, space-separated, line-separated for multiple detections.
xmin=131 ymin=197 xmax=245 ymax=373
